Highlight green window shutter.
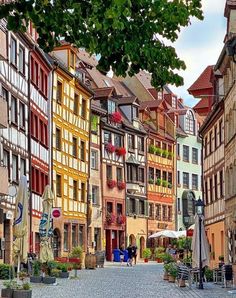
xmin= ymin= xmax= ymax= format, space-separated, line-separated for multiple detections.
xmin=135 ymin=199 xmax=139 ymax=215
xmin=144 ymin=200 xmax=149 ymax=217
xmin=126 ymin=198 xmax=130 ymax=215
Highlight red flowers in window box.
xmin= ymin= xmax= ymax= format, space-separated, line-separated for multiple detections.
xmin=115 ymin=147 xmax=126 ymax=156
xmin=107 ymin=179 xmax=116 ymax=189
xmin=106 ymin=212 xmax=116 ymax=224
xmin=117 ymin=214 xmax=126 ymax=225
xmin=105 ymin=143 xmax=116 ymax=153
xmin=117 ymin=181 xmax=126 ymax=190
xmin=110 ymin=112 xmax=122 ymax=123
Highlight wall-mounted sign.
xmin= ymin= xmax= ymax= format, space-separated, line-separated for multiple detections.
xmin=51 ymin=208 xmax=61 ymax=219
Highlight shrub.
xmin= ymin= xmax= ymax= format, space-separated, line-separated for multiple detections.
xmin=3 ymin=280 xmax=17 ymax=289
xmin=162 ymin=180 xmax=168 ymax=187
xmin=50 ymin=268 xmax=61 ymax=277
xmin=162 ymin=150 xmax=168 ymax=158
xmin=32 ymin=260 xmax=41 ymax=277
xmin=161 ymin=253 xmax=174 ymax=264
xmin=60 ymin=264 xmax=68 ymax=273
xmin=168 ymin=262 xmax=178 ymax=278
xmin=205 ymin=268 xmax=213 ymax=282
xmin=219 ymin=255 xmax=224 ymax=261
xmin=155 ymin=147 xmax=162 ymax=156
xmin=154 ymin=246 xmax=165 ymax=258
xmin=69 ymin=246 xmax=83 ymax=259
xmin=0 ymin=264 xmax=13 ymax=280
xmin=148 ymin=144 xmax=156 ymax=154
xmin=143 ymin=248 xmax=152 ymax=259
xmin=22 ymin=282 xmax=31 ymax=290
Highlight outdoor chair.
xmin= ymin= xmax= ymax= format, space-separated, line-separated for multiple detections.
xmin=222 ymin=265 xmax=234 ymax=288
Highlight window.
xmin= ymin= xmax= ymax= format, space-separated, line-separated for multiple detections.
xmin=92 ymin=185 xmax=99 ymax=205
xmin=20 ymin=158 xmax=26 ymax=176
xmin=114 ymin=134 xmax=122 ymax=147
xmin=168 ymin=206 xmax=172 ymax=221
xmin=56 ymin=81 xmax=62 ymax=104
xmin=139 ymin=200 xmax=145 ymax=215
xmin=11 ymin=96 xmax=17 ymax=124
xmin=148 ymin=167 xmax=154 ymax=182
xmin=138 ymin=137 xmax=144 ymax=152
xmin=80 ymin=140 xmax=85 ymax=161
xmin=74 ymin=93 xmax=79 ymax=115
xmin=72 ymin=225 xmax=77 ymax=247
xmin=177 ymin=171 xmax=180 ymax=185
xmin=192 ymin=148 xmax=198 ymax=164
xmin=162 ymin=171 xmax=167 ymax=181
xmin=116 ymin=167 xmax=122 ymax=181
xmin=127 ymin=165 xmax=138 ymax=182
xmin=205 ymin=181 xmax=208 ymax=205
xmin=56 ymin=174 xmax=62 ymax=197
xmin=81 ymin=98 xmax=86 ymax=118
xmin=128 ymin=134 xmax=135 ymax=149
xmin=156 ymin=204 xmax=161 ymax=220
xmin=56 ymin=128 xmax=61 ymax=150
xmin=106 ymin=165 xmax=112 ymax=180
xmin=10 ymin=37 xmax=17 ymax=65
xmin=168 ymin=172 xmax=172 ymax=187
xmin=220 ymin=170 xmax=223 ymax=197
xmin=19 ymin=46 xmax=25 ymax=74
xmin=214 ymin=174 xmax=218 ymax=200
xmin=214 ymin=126 xmax=217 ymax=149
xmin=2 ymin=87 xmax=8 ymax=102
xmin=104 ymin=131 xmax=111 ymax=143
xmin=192 ymin=174 xmax=198 ymax=190
xmin=108 ymin=100 xmax=115 ymax=114
xmin=40 ymin=69 xmax=44 ymax=93
xmin=149 ymin=203 xmax=154 ymax=218
xmin=129 ymin=198 xmax=135 ymax=213
xmin=177 ymin=143 xmax=180 ymax=157
xmin=138 ymin=168 xmax=144 ymax=183
xmin=73 ymin=180 xmax=78 ymax=200
xmin=44 ymin=74 xmax=48 ymax=96
xmin=19 ymin=102 xmax=25 ymax=129
xmin=172 ymin=96 xmax=176 ymax=108
xmin=183 ymin=145 xmax=189 ymax=162
xmin=72 ymin=137 xmax=77 ymax=157
xmin=219 ymin=120 xmax=223 ymax=144
xmin=162 ymin=205 xmax=167 ymax=221
xmin=78 ymin=225 xmax=84 ymax=247
xmin=12 ymin=154 xmax=18 ymax=181
xmin=81 ymin=182 xmax=86 ymax=202
xmin=91 ymin=150 xmax=98 ymax=170
xmin=64 ymin=224 xmax=69 ymax=251
xmin=183 ymin=172 xmax=189 ymax=188
xmin=107 ymin=202 xmax=113 ymax=213
xmin=70 ymin=51 xmax=75 ymax=68
xmin=156 ymin=169 xmax=161 ymax=179
xmin=35 ymin=62 xmax=39 ymax=86
xmin=204 ymin=136 xmax=208 ymax=157
xmin=3 ymin=150 xmax=10 ymax=179
xmin=133 ymin=106 xmax=138 ymax=118
xmin=117 ymin=203 xmax=122 ymax=215
xmin=209 ymin=178 xmax=213 ymax=203
xmin=185 ymin=110 xmax=194 ymax=134
xmin=209 ymin=131 xmax=212 ymax=153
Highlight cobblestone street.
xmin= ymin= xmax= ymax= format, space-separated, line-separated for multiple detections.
xmin=26 ymin=262 xmax=233 ymax=298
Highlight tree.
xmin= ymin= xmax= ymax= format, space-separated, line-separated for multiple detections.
xmin=0 ymin=0 xmax=203 ymax=88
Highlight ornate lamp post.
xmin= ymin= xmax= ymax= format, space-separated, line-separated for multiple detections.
xmin=183 ymin=214 xmax=190 ymax=257
xmin=195 ymin=197 xmax=205 ymax=290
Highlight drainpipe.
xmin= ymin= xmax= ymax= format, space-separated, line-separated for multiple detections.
xmin=100 ymin=121 xmax=105 ymax=253
xmin=175 ymin=136 xmax=179 ymax=232
xmin=86 ymin=95 xmax=93 ymax=254
xmin=145 ymin=131 xmax=149 ymax=247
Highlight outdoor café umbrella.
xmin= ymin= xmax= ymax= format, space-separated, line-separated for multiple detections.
xmin=13 ymin=175 xmax=28 ymax=274
xmin=149 ymin=230 xmax=179 ymax=239
xmin=39 ymin=185 xmax=54 ymax=263
xmin=191 ymin=215 xmax=210 ymax=268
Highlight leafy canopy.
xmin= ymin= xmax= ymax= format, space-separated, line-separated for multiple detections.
xmin=0 ymin=0 xmax=203 ymax=89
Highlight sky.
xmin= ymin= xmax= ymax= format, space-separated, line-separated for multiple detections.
xmin=170 ymin=0 xmax=226 ymax=107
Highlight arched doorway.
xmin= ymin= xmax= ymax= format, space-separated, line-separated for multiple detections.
xmin=140 ymin=236 xmax=145 ymax=258
xmin=129 ymin=234 xmax=136 ymax=245
xmin=53 ymin=229 xmax=61 ymax=258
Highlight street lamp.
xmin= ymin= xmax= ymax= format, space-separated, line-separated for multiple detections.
xmin=195 ymin=197 xmax=205 ymax=290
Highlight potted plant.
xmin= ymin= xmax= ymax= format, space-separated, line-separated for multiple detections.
xmin=42 ymin=261 xmax=57 ymax=284
xmin=106 ymin=212 xmax=115 ymax=224
xmin=59 ymin=264 xmax=69 ymax=278
xmin=168 ymin=151 xmax=173 ymax=159
xmin=154 ymin=246 xmax=165 ymax=263
xmin=162 ymin=150 xmax=168 ymax=158
xmin=105 ymin=143 xmax=116 ymax=153
xmin=115 ymin=147 xmax=126 ymax=156
xmin=155 ymin=178 xmax=161 ymax=186
xmin=148 ymin=178 xmax=154 ymax=184
xmin=117 ymin=181 xmax=126 ymax=190
xmin=148 ymin=144 xmax=156 ymax=154
xmin=143 ymin=248 xmax=151 ymax=263
xmin=107 ymin=179 xmax=116 ymax=189
xmin=162 ymin=180 xmax=168 ymax=187
xmin=13 ymin=282 xmax=32 ymax=298
xmin=167 ymin=262 xmax=178 ymax=283
xmin=30 ymin=260 xmax=42 ymax=283
xmin=155 ymin=147 xmax=162 ymax=156
xmin=163 ymin=263 xmax=170 ymax=280
xmin=2 ymin=280 xmax=17 ymax=298
xmin=161 ymin=253 xmax=174 ymax=264
xmin=110 ymin=111 xmax=122 ymax=124
xmin=117 ymin=214 xmax=125 ymax=224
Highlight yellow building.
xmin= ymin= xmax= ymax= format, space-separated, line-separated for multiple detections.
xmin=49 ymin=44 xmax=92 ymax=256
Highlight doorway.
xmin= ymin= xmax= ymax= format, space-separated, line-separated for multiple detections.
xmin=140 ymin=236 xmax=145 ymax=258
xmin=53 ymin=229 xmax=61 ymax=258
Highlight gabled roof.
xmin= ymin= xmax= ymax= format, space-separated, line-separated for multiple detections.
xmin=139 ymin=100 xmax=162 ymax=110
xmin=77 ymin=49 xmax=98 ymax=67
xmin=118 ymin=96 xmax=139 ymax=105
xmin=93 ymin=87 xmax=116 ymax=99
xmin=188 ymin=65 xmax=214 ymax=92
xmin=193 ymin=98 xmax=209 ymax=110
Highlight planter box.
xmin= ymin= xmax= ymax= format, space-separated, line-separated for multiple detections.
xmin=60 ymin=272 xmax=69 ymax=278
xmin=168 ymin=276 xmax=176 ymax=283
xmin=2 ymin=288 xmax=13 ymax=298
xmin=144 ymin=258 xmax=148 ymax=263
xmin=163 ymin=272 xmax=169 ymax=280
xmin=13 ymin=290 xmax=32 ymax=298
xmin=30 ymin=276 xmax=42 ymax=283
xmin=156 ymin=258 xmax=162 ymax=263
xmin=178 ymin=279 xmax=186 ymax=287
xmin=42 ymin=276 xmax=56 ymax=284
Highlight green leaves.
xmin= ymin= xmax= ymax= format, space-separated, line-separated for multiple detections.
xmin=0 ymin=0 xmax=203 ymax=88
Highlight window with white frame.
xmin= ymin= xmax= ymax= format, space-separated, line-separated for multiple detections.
xmin=107 ymin=100 xmax=115 ymax=114
xmin=192 ymin=148 xmax=198 ymax=164
xmin=10 ymin=37 xmax=17 ymax=66
xmin=185 ymin=110 xmax=195 ymax=134
xmin=91 ymin=150 xmax=98 ymax=170
xmin=183 ymin=172 xmax=189 ymax=188
xmin=19 ymin=46 xmax=25 ymax=74
xmin=192 ymin=174 xmax=198 ymax=190
xmin=20 ymin=158 xmax=26 ymax=176
xmin=12 ymin=154 xmax=18 ymax=181
xmin=11 ymin=96 xmax=17 ymax=124
xmin=183 ymin=145 xmax=189 ymax=162
xmin=19 ymin=102 xmax=25 ymax=129
xmin=91 ymin=185 xmax=99 ymax=205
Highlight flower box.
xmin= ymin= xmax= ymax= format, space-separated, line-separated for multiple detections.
xmin=115 ymin=147 xmax=126 ymax=156
xmin=106 ymin=213 xmax=116 ymax=224
xmin=117 ymin=181 xmax=126 ymax=190
xmin=117 ymin=215 xmax=126 ymax=224
xmin=110 ymin=112 xmax=122 ymax=123
xmin=105 ymin=143 xmax=116 ymax=153
xmin=107 ymin=180 xmax=116 ymax=189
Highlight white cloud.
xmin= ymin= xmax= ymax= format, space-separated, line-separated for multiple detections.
xmin=201 ymin=0 xmax=225 ymax=15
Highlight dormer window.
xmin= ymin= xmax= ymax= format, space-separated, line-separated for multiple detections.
xmin=185 ymin=110 xmax=195 ymax=134
xmin=108 ymin=100 xmax=116 ymax=114
xmin=70 ymin=51 xmax=75 ymax=68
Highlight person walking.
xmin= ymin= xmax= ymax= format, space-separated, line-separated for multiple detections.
xmin=132 ymin=244 xmax=138 ymax=265
xmin=127 ymin=244 xmax=133 ymax=266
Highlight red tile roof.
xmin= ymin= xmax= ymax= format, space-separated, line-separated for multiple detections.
xmin=93 ymin=87 xmax=115 ymax=99
xmin=188 ymin=65 xmax=214 ymax=92
xmin=193 ymin=98 xmax=209 ymax=110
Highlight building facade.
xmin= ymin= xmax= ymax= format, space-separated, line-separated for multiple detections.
xmin=50 ymin=44 xmax=92 ymax=256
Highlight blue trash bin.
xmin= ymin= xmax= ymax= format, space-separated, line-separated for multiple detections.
xmin=113 ymin=249 xmax=121 ymax=262
xmin=123 ymin=250 xmax=128 ymax=262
